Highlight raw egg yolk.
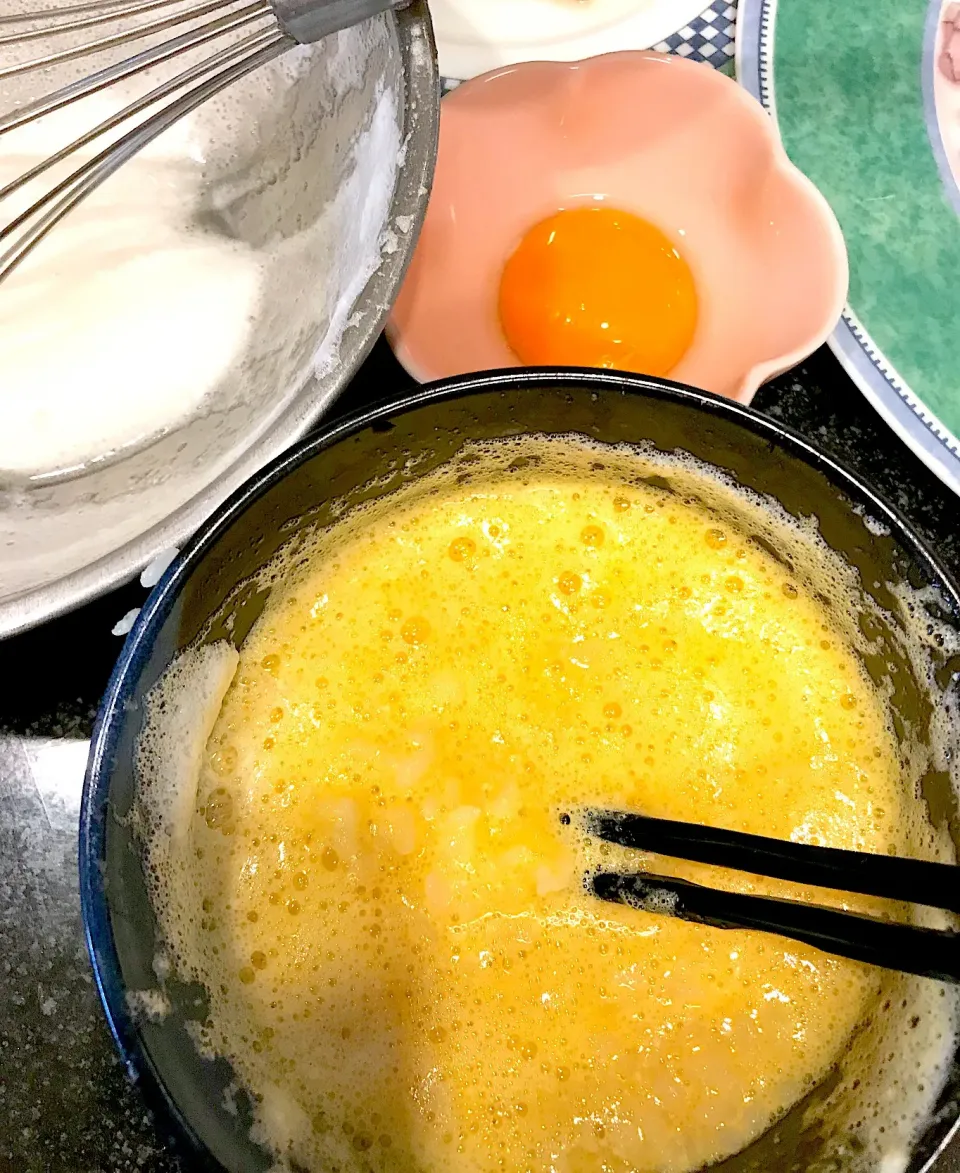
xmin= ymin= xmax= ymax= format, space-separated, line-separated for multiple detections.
xmin=498 ymin=206 xmax=697 ymax=376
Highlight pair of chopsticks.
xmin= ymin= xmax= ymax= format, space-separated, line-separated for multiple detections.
xmin=578 ymin=809 xmax=960 ymax=984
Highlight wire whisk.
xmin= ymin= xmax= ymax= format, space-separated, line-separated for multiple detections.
xmin=0 ymin=0 xmax=411 ymax=284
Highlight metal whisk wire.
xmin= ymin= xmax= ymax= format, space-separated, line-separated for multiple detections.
xmin=0 ymin=0 xmax=407 ymax=284
xmin=0 ymin=0 xmax=265 ymax=67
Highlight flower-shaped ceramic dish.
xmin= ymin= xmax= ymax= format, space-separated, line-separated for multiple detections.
xmin=388 ymin=51 xmax=848 ymax=403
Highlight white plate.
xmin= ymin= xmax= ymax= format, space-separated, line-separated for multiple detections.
xmin=436 ymin=0 xmax=711 ymax=80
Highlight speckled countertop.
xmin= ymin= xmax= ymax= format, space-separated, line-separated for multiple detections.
xmin=2 ymin=339 xmax=959 ymax=1173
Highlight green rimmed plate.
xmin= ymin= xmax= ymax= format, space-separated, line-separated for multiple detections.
xmin=738 ymin=0 xmax=960 ymax=495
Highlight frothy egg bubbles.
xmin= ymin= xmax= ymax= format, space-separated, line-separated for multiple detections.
xmin=498 ymin=206 xmax=698 ymax=375
xmin=134 ymin=435 xmax=960 ymax=1173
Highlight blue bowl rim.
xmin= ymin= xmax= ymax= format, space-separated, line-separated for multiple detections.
xmin=79 ymin=365 xmax=960 ymax=1169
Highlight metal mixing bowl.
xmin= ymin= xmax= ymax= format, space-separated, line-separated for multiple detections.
xmin=81 ymin=370 xmax=960 ymax=1172
xmin=0 ymin=3 xmax=438 ymax=638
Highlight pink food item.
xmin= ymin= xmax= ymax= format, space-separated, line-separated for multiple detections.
xmin=388 ymin=52 xmax=849 ymax=403
xmin=940 ymin=3 xmax=960 ymax=82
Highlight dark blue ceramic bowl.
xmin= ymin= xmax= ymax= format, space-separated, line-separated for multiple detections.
xmin=80 ymin=369 xmax=960 ymax=1172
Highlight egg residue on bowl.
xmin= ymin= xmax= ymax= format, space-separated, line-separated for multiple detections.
xmin=135 ymin=435 xmax=958 ymax=1173
xmin=388 ymin=52 xmax=848 ymax=401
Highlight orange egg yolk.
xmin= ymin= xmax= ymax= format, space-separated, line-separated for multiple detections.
xmin=498 ymin=206 xmax=698 ymax=376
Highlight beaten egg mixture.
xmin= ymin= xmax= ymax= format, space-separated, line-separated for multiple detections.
xmin=148 ymin=438 xmax=921 ymax=1173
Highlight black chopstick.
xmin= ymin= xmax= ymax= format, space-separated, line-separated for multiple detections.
xmin=583 ymin=809 xmax=960 ymax=914
xmin=589 ymin=870 xmax=960 ymax=984
xmin=580 ymin=809 xmax=960 ymax=983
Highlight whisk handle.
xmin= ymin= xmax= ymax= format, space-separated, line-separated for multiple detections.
xmin=270 ymin=0 xmax=411 ymax=44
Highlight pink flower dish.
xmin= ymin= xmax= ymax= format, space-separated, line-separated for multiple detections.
xmin=387 ymin=51 xmax=849 ymax=403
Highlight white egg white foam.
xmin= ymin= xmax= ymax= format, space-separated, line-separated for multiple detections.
xmin=0 ymin=2 xmax=400 ymax=479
